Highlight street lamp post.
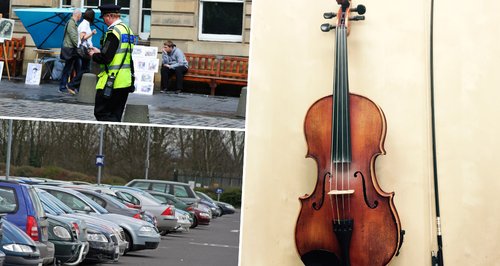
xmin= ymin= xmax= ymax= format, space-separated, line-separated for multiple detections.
xmin=96 ymin=125 xmax=105 ymax=185
xmin=145 ymin=126 xmax=151 ymax=180
xmin=5 ymin=119 xmax=13 ymax=180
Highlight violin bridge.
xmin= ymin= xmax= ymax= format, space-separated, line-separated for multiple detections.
xmin=328 ymin=189 xmax=354 ymax=195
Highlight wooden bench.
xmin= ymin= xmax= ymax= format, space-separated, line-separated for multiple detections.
xmin=182 ymin=53 xmax=248 ymax=95
xmin=0 ymin=36 xmax=26 ymax=77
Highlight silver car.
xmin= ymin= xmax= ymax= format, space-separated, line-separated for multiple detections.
xmin=36 ymin=188 xmax=125 ymax=261
xmin=36 ymin=185 xmax=161 ymax=254
xmin=110 ymin=186 xmax=178 ymax=233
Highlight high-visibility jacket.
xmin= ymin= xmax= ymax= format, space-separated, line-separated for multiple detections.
xmin=96 ymin=23 xmax=135 ymax=90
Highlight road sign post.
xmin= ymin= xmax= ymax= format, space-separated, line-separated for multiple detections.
xmin=215 ymin=188 xmax=224 ymax=201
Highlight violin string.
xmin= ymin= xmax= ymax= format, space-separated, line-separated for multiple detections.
xmin=333 ymin=23 xmax=340 ymax=224
xmin=343 ymin=25 xmax=351 ymax=218
xmin=341 ymin=25 xmax=347 ymax=221
xmin=339 ymin=25 xmax=344 ymax=221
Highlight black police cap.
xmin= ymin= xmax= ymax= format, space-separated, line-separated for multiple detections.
xmin=99 ymin=4 xmax=121 ymax=18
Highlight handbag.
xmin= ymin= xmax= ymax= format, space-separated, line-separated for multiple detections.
xmin=76 ymin=44 xmax=90 ymax=60
xmin=60 ymin=47 xmax=76 ymax=60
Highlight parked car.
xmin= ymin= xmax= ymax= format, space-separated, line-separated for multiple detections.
xmin=66 ymin=185 xmax=158 ymax=227
xmin=71 ymin=187 xmax=155 ymax=225
xmin=147 ymin=190 xmax=211 ymax=228
xmin=0 ymin=217 xmax=4 ymax=266
xmin=45 ymin=214 xmax=89 ymax=265
xmin=37 ymin=185 xmax=161 ymax=254
xmin=173 ymin=209 xmax=192 ymax=232
xmin=0 ymin=180 xmax=55 ymax=265
xmin=215 ymin=201 xmax=236 ymax=215
xmin=125 ymin=179 xmax=200 ymax=205
xmin=0 ymin=218 xmax=42 ymax=266
xmin=195 ymin=191 xmax=223 ymax=217
xmin=36 ymin=189 xmax=123 ymax=262
xmin=110 ymin=186 xmax=178 ymax=233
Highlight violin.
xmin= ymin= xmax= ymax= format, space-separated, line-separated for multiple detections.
xmin=295 ymin=1 xmax=403 ymax=265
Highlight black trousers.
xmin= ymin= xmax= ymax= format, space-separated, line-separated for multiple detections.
xmin=94 ymin=88 xmax=131 ymax=122
xmin=161 ymin=66 xmax=188 ymax=91
xmin=68 ymin=57 xmax=91 ymax=89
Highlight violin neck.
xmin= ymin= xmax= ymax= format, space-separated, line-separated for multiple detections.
xmin=332 ymin=25 xmax=351 ymax=163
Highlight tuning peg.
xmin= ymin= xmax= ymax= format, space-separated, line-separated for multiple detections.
xmin=351 ymin=4 xmax=366 ymax=15
xmin=323 ymin=12 xmax=337 ymax=19
xmin=350 ymin=15 xmax=365 ymax=21
xmin=320 ymin=23 xmax=336 ymax=32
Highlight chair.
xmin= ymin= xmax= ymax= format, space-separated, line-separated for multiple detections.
xmin=0 ymin=36 xmax=26 ymax=77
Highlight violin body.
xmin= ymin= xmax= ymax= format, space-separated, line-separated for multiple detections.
xmin=295 ymin=94 xmax=401 ymax=265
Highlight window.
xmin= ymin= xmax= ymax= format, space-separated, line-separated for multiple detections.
xmin=0 ymin=187 xmax=18 ymax=213
xmin=0 ymin=0 xmax=10 ymax=18
xmin=83 ymin=0 xmax=130 ymax=24
xmin=118 ymin=191 xmax=140 ymax=205
xmin=60 ymin=1 xmax=152 ymax=33
xmin=87 ymin=194 xmax=107 ymax=208
xmin=151 ymin=194 xmax=167 ymax=204
xmin=48 ymin=191 xmax=90 ymax=212
xmin=129 ymin=181 xmax=151 ymax=190
xmin=199 ymin=0 xmax=244 ymax=42
xmin=28 ymin=188 xmax=46 ymax=218
xmin=141 ymin=0 xmax=151 ymax=33
xmin=60 ymin=0 xmax=72 ymax=8
xmin=173 ymin=185 xmax=189 ymax=198
xmin=151 ymin=183 xmax=167 ymax=193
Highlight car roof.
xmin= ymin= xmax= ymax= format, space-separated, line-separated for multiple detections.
xmin=128 ymin=179 xmax=191 ymax=186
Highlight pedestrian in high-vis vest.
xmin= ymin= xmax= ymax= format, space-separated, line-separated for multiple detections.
xmin=88 ymin=4 xmax=135 ymax=122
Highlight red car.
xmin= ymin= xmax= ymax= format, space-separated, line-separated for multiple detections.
xmin=146 ymin=190 xmax=211 ymax=228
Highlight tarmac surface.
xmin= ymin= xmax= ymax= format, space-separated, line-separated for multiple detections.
xmin=0 ymin=78 xmax=245 ymax=130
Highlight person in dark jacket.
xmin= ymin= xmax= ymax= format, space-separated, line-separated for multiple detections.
xmin=160 ymin=40 xmax=188 ymax=94
xmin=59 ymin=9 xmax=81 ymax=93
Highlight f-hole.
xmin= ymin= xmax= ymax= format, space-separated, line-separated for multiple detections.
xmin=312 ymin=172 xmax=331 ymax=210
xmin=354 ymin=171 xmax=378 ymax=209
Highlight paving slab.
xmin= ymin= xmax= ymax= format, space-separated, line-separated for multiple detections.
xmin=0 ymin=79 xmax=245 ymax=130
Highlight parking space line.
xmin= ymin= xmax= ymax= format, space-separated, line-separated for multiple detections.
xmin=189 ymin=242 xmax=239 ymax=249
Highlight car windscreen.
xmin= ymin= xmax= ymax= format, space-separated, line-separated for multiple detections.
xmin=36 ymin=189 xmax=65 ymax=215
xmin=37 ymin=189 xmax=75 ymax=214
xmin=0 ymin=186 xmax=18 ymax=213
xmin=100 ymin=192 xmax=129 ymax=208
xmin=138 ymin=190 xmax=164 ymax=204
xmin=72 ymin=190 xmax=109 ymax=214
xmin=27 ymin=187 xmax=46 ymax=218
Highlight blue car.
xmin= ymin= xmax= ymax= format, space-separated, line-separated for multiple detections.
xmin=36 ymin=189 xmax=124 ymax=262
xmin=0 ymin=218 xmax=42 ymax=266
xmin=0 ymin=180 xmax=55 ymax=265
xmin=0 ymin=217 xmax=4 ymax=265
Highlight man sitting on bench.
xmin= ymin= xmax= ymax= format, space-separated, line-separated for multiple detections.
xmin=160 ymin=40 xmax=188 ymax=94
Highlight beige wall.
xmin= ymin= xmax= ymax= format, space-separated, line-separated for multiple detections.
xmin=241 ymin=0 xmax=500 ymax=265
xmin=151 ymin=0 xmax=251 ymax=56
xmin=8 ymin=0 xmax=251 ymax=76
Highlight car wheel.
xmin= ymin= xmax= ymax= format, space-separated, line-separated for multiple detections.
xmin=190 ymin=216 xmax=198 ymax=228
xmin=160 ymin=230 xmax=169 ymax=236
xmin=124 ymin=230 xmax=133 ymax=255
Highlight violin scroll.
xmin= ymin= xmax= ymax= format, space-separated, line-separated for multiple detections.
xmin=321 ymin=1 xmax=367 ymax=33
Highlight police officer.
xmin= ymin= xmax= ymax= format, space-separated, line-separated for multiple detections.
xmin=88 ymin=4 xmax=135 ymax=122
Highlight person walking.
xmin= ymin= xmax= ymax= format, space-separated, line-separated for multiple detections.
xmin=66 ymin=8 xmax=97 ymax=94
xmin=160 ymin=40 xmax=188 ymax=94
xmin=59 ymin=9 xmax=81 ymax=94
xmin=88 ymin=4 xmax=135 ymax=122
